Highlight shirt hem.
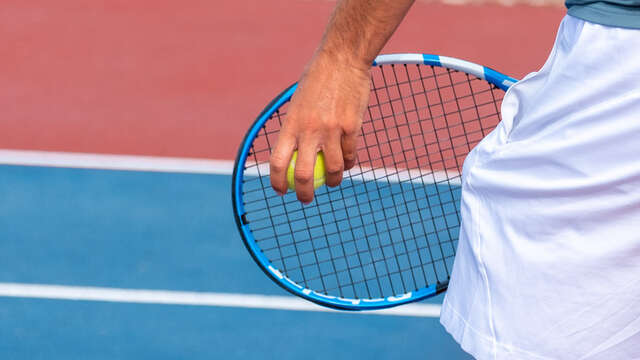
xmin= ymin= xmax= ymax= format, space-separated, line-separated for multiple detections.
xmin=567 ymin=5 xmax=640 ymax=29
xmin=440 ymin=301 xmax=553 ymax=360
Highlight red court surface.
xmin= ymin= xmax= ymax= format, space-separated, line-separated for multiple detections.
xmin=1 ymin=0 xmax=565 ymax=159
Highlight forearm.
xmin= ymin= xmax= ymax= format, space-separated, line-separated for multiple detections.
xmin=314 ymin=0 xmax=416 ymax=69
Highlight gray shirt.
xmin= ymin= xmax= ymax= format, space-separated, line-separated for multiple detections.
xmin=565 ymin=0 xmax=640 ymax=28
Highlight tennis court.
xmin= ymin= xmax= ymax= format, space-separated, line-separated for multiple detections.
xmin=1 ymin=1 xmax=564 ymax=358
xmin=1 ymin=163 xmax=466 ymax=358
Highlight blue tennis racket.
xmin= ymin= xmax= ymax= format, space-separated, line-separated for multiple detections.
xmin=232 ymin=53 xmax=517 ymax=310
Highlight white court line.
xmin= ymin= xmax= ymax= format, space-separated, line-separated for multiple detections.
xmin=0 ymin=149 xmax=235 ymax=175
xmin=0 ymin=149 xmax=460 ymax=185
xmin=247 ymin=162 xmax=460 ymax=185
xmin=0 ymin=282 xmax=441 ymax=318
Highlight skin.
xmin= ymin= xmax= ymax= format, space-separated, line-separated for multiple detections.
xmin=269 ymin=0 xmax=416 ymax=204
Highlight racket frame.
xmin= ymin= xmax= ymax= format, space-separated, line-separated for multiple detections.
xmin=232 ymin=54 xmax=517 ymax=310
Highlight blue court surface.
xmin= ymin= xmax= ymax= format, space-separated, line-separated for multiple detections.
xmin=0 ymin=164 xmax=471 ymax=359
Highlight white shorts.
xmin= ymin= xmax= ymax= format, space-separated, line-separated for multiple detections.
xmin=440 ymin=15 xmax=640 ymax=360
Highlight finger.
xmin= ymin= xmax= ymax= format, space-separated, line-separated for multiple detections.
xmin=322 ymin=134 xmax=344 ymax=187
xmin=341 ymin=130 xmax=359 ymax=170
xmin=294 ymin=141 xmax=319 ymax=204
xmin=270 ymin=131 xmax=296 ymax=196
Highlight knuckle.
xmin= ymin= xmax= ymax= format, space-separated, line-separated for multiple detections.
xmin=342 ymin=122 xmax=359 ymax=136
xmin=270 ymin=162 xmax=285 ymax=172
xmin=325 ymin=164 xmax=343 ymax=175
xmin=269 ymin=156 xmax=288 ymax=171
xmin=343 ymin=152 xmax=356 ymax=163
xmin=343 ymin=128 xmax=357 ymax=137
xmin=343 ymin=154 xmax=357 ymax=170
xmin=294 ymin=171 xmax=313 ymax=184
xmin=270 ymin=177 xmax=284 ymax=189
xmin=326 ymin=121 xmax=340 ymax=131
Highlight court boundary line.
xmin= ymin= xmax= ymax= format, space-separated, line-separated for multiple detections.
xmin=0 ymin=149 xmax=461 ymax=185
xmin=0 ymin=282 xmax=441 ymax=318
xmin=0 ymin=149 xmax=235 ymax=175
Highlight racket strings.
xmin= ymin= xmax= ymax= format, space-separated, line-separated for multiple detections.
xmin=243 ymin=144 xmax=465 ymax=194
xmin=245 ymin=89 xmax=499 ymax=181
xmin=251 ymin=109 xmax=299 ymax=282
xmin=366 ymin=65 xmax=433 ymax=293
xmin=245 ymin=174 xmax=461 ymax=240
xmin=367 ymin=90 xmax=499 ymax=133
xmin=370 ymin=72 xmax=494 ymax=108
xmin=421 ymin=66 xmax=470 ymax=278
xmin=246 ymin=104 xmax=498 ymax=166
xmin=255 ymin=204 xmax=459 ymax=283
xmin=252 ymin=205 xmax=459 ymax=261
xmin=244 ymin=142 xmax=465 ymax=207
xmin=242 ymin=64 xmax=503 ymax=299
xmin=394 ymin=64 xmax=451 ymax=288
xmin=247 ymin=73 xmax=499 ymax=157
xmin=249 ymin=187 xmax=460 ymax=234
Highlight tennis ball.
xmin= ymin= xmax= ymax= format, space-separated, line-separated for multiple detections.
xmin=287 ymin=150 xmax=326 ymax=191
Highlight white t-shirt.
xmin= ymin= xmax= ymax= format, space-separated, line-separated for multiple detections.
xmin=440 ymin=15 xmax=640 ymax=359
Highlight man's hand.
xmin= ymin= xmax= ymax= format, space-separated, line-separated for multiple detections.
xmin=270 ymin=54 xmax=370 ymax=204
xmin=268 ymin=0 xmax=415 ymax=203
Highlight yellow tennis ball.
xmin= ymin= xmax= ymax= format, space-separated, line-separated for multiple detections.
xmin=287 ymin=151 xmax=326 ymax=190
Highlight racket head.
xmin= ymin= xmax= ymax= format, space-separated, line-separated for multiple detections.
xmin=232 ymin=53 xmax=517 ymax=310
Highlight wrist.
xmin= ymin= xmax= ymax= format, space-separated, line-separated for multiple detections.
xmin=312 ymin=47 xmax=372 ymax=74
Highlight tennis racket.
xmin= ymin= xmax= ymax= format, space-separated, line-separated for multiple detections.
xmin=232 ymin=53 xmax=517 ymax=310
